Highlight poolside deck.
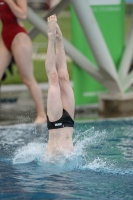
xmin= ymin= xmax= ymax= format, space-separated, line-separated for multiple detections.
xmin=0 ymin=83 xmax=98 ymax=125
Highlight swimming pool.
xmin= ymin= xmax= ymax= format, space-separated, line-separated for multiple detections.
xmin=0 ymin=119 xmax=133 ymax=199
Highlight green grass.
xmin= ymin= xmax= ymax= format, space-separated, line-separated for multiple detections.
xmin=1 ymin=61 xmax=46 ymax=84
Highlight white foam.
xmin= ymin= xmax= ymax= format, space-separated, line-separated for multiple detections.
xmin=13 ymin=142 xmax=46 ymax=164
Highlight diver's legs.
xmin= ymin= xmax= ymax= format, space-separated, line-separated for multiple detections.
xmin=55 ymin=24 xmax=75 ymax=119
xmin=45 ymin=14 xmax=63 ymax=122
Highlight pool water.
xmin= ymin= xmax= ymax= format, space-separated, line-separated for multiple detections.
xmin=0 ymin=119 xmax=133 ymax=199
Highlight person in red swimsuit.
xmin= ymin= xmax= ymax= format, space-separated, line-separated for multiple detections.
xmin=0 ymin=0 xmax=47 ymax=124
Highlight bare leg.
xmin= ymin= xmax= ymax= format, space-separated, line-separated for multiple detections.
xmin=11 ymin=33 xmax=46 ymax=123
xmin=56 ymin=24 xmax=75 ymax=119
xmin=0 ymin=37 xmax=12 ymax=80
xmin=45 ymin=16 xmax=74 ymax=158
xmin=46 ymin=15 xmax=63 ymax=122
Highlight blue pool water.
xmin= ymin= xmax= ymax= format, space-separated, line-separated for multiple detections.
xmin=0 ymin=119 xmax=133 ymax=199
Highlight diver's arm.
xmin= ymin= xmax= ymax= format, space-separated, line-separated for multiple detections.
xmin=4 ymin=0 xmax=27 ymax=20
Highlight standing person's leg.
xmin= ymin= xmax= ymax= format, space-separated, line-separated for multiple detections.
xmin=11 ymin=33 xmax=46 ymax=123
xmin=46 ymin=15 xmax=62 ymax=122
xmin=55 ymin=24 xmax=75 ymax=119
xmin=0 ymin=37 xmax=12 ymax=80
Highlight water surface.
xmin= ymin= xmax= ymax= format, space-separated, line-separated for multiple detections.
xmin=0 ymin=119 xmax=133 ymax=199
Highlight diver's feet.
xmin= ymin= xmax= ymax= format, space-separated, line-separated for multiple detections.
xmin=56 ymin=23 xmax=62 ymax=42
xmin=47 ymin=14 xmax=57 ymax=40
xmin=34 ymin=115 xmax=47 ymax=124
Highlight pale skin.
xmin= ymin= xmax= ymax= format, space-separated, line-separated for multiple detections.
xmin=45 ymin=15 xmax=75 ymax=156
xmin=0 ymin=0 xmax=47 ymax=123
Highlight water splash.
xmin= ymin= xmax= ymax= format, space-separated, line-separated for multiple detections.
xmin=11 ymin=124 xmax=133 ymax=175
xmin=13 ymin=142 xmax=46 ymax=164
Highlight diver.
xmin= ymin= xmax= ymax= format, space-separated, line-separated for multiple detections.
xmin=45 ymin=14 xmax=75 ymax=157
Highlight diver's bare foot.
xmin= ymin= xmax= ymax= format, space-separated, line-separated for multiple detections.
xmin=47 ymin=14 xmax=57 ymax=40
xmin=56 ymin=23 xmax=62 ymax=42
xmin=34 ymin=116 xmax=47 ymax=124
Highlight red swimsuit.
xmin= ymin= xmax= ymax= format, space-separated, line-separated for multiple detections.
xmin=0 ymin=0 xmax=27 ymax=51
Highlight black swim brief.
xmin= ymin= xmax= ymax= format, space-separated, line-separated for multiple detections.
xmin=47 ymin=109 xmax=74 ymax=130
